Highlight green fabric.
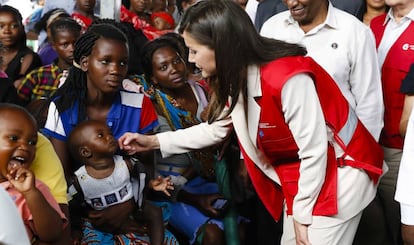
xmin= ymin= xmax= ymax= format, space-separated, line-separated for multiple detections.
xmin=215 ymin=157 xmax=240 ymax=245
xmin=195 ymin=157 xmax=240 ymax=245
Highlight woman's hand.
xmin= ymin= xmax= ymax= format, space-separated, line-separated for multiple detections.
xmin=118 ymin=132 xmax=160 ymax=154
xmin=293 ymin=219 xmax=311 ymax=245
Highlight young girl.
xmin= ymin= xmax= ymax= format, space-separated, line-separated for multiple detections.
xmin=68 ymin=120 xmax=175 ymax=245
xmin=17 ymin=17 xmax=81 ymax=103
xmin=0 ymin=103 xmax=67 ymax=244
xmin=34 ymin=8 xmax=71 ymax=65
xmin=43 ymin=22 xmax=160 ymax=236
xmin=0 ymin=6 xmax=42 ymax=88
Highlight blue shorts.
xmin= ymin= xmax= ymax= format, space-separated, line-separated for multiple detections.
xmin=169 ymin=177 xmax=224 ymax=244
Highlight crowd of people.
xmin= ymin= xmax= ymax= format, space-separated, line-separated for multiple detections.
xmin=0 ymin=0 xmax=414 ymax=244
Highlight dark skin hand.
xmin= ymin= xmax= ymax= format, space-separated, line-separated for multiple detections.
xmin=177 ymin=190 xmax=224 ymax=218
xmin=8 ymin=168 xmax=63 ymax=243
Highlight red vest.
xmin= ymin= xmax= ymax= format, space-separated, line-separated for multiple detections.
xmin=241 ymin=56 xmax=383 ymax=221
xmin=371 ymin=14 xmax=414 ymax=149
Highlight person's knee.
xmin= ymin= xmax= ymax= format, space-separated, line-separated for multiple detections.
xmin=200 ymin=224 xmax=224 ymax=245
xmin=402 ymin=224 xmax=414 ymax=245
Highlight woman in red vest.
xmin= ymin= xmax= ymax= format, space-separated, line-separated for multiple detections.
xmin=119 ymin=0 xmax=384 ymax=244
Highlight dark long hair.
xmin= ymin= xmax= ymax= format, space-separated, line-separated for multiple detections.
xmin=178 ymin=0 xmax=306 ymax=123
xmin=51 ymin=23 xmax=128 ymax=122
xmin=0 ymin=5 xmax=27 ymax=50
xmin=141 ymin=34 xmax=187 ymax=84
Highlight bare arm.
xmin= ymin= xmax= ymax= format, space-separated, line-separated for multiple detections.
xmin=8 ymin=168 xmax=63 ymax=242
xmin=49 ymin=137 xmax=72 ymax=183
xmin=19 ymin=54 xmax=35 ymax=75
xmin=32 ymin=135 xmax=71 ymax=245
xmin=142 ymin=200 xmax=164 ymax=245
xmin=56 ymin=204 xmax=72 ymax=245
xmin=13 ymin=54 xmax=35 ymax=88
xmin=400 ymin=95 xmax=414 ymax=137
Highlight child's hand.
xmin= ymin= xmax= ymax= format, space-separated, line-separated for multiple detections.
xmin=149 ymin=176 xmax=174 ymax=196
xmin=7 ymin=167 xmax=35 ymax=193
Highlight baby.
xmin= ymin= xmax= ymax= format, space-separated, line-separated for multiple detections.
xmin=151 ymin=11 xmax=175 ymax=31
xmin=0 ymin=103 xmax=66 ymax=244
xmin=67 ymin=120 xmax=173 ymax=245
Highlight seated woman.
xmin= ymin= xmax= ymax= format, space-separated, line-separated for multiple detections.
xmin=0 ymin=6 xmax=42 ymax=88
xmin=42 ymin=23 xmax=179 ymax=243
xmin=140 ymin=34 xmax=246 ymax=245
xmin=0 ymin=41 xmax=25 ymax=105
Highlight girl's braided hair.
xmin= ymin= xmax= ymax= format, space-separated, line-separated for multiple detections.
xmin=51 ymin=23 xmax=128 ymax=122
xmin=49 ymin=17 xmax=82 ymax=43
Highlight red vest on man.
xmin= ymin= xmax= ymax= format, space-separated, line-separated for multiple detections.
xmin=241 ymin=56 xmax=383 ymax=221
xmin=371 ymin=14 xmax=414 ymax=149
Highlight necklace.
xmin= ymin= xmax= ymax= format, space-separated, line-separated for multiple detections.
xmin=169 ymin=96 xmax=182 ymax=109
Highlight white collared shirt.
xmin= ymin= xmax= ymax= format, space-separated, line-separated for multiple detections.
xmin=261 ymin=2 xmax=384 ymax=141
xmin=377 ymin=8 xmax=414 ymax=68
